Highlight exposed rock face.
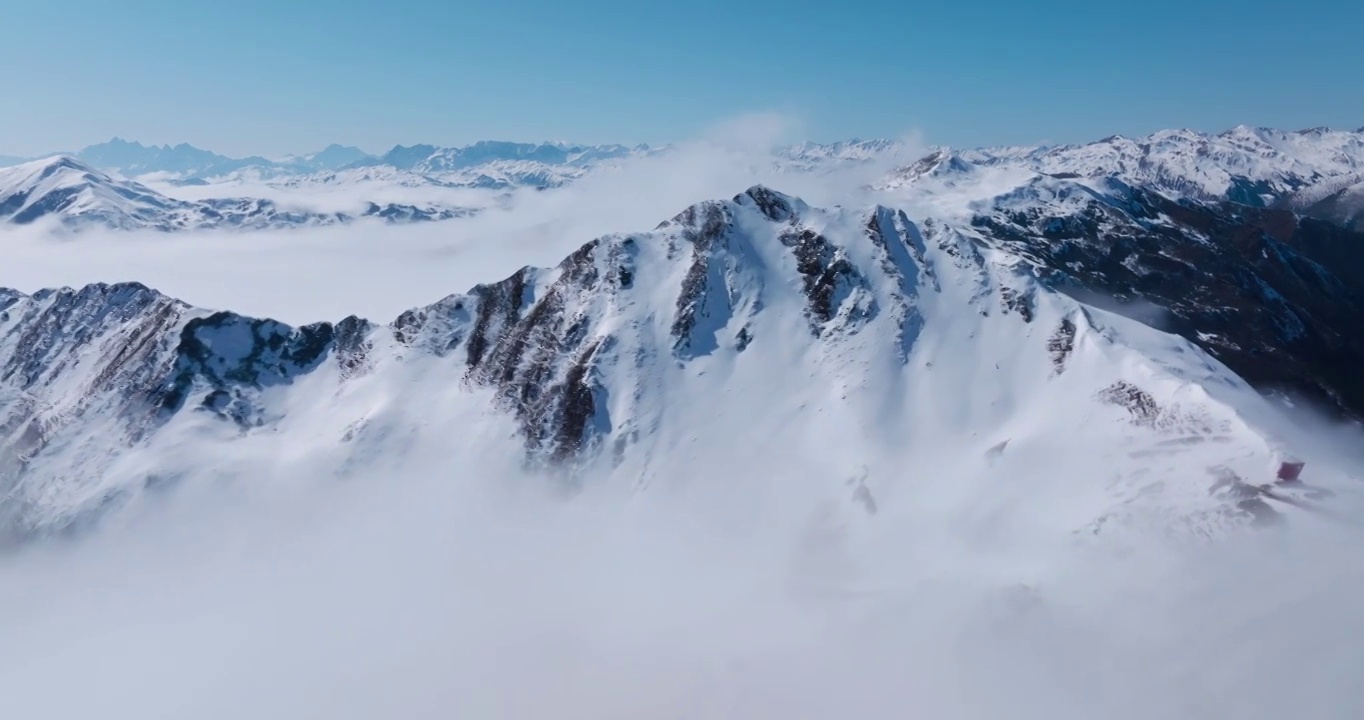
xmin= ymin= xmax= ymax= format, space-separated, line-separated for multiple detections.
xmin=1048 ymin=316 xmax=1077 ymax=374
xmin=964 ymin=177 xmax=1364 ymax=417
xmin=160 ymin=313 xmax=337 ymax=426
xmin=668 ymin=200 xmax=746 ymax=359
xmin=0 ymin=187 xmax=948 ymax=528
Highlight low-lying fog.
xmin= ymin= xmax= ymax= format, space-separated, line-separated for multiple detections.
xmin=2 ymin=428 xmax=1362 ymax=720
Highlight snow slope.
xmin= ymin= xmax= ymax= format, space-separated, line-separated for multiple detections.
xmin=2 ymin=187 xmax=1354 ymax=543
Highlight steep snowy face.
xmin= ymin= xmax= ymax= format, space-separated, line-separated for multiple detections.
xmin=957 ymin=174 xmax=1364 ymax=418
xmin=0 ymin=156 xmax=191 ymax=229
xmin=0 ymin=156 xmax=474 ymax=231
xmin=2 ymin=187 xmax=1347 ymax=543
xmin=1289 ymin=175 xmax=1364 ymax=233
xmin=386 ymin=185 xmax=932 ymax=461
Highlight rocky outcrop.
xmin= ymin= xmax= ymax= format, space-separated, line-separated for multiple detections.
xmin=967 ymin=178 xmax=1364 ymax=418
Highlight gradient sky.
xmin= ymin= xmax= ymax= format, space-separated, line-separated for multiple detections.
xmin=2 ymin=0 xmax=1361 ymax=157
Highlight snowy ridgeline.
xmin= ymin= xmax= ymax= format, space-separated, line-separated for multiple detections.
xmin=2 ymin=185 xmax=1361 ymax=543
xmin=2 ymin=125 xmax=1362 ymax=232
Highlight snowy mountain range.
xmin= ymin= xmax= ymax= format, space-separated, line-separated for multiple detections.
xmin=2 ymin=124 xmax=1364 ymax=543
xmin=4 ymin=176 xmax=1363 ymax=542
xmin=0 ymin=138 xmax=654 ymax=183
xmin=6 ymin=138 xmax=375 ymax=179
xmin=3 ymin=125 xmax=1362 ymax=232
xmin=0 ymin=156 xmax=473 ymax=230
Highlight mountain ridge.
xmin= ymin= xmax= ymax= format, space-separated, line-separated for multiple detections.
xmin=2 ymin=185 xmax=1355 ymax=543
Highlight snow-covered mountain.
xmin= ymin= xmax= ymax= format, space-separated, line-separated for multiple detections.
xmin=952 ymin=125 xmax=1364 ymax=205
xmin=875 ymin=128 xmax=1364 ymax=419
xmin=0 ymin=156 xmax=199 ymax=229
xmin=777 ymin=139 xmax=912 ymax=172
xmin=323 ymin=140 xmax=657 ymax=190
xmin=2 ymin=186 xmax=1358 ymax=543
xmin=0 ymin=156 xmax=472 ymax=230
xmin=249 ymin=159 xmax=587 ymax=192
xmin=352 ymin=140 xmax=649 ymax=173
xmin=1289 ymin=175 xmax=1364 ymax=232
xmin=4 ymin=125 xmax=1364 ymax=545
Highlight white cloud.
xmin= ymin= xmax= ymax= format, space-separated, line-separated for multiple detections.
xmin=2 ymin=416 xmax=1362 ymax=719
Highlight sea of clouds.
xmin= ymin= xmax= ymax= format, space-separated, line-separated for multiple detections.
xmin=2 ymin=113 xmax=1363 ymax=719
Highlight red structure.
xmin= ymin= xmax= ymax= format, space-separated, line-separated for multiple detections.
xmin=1276 ymin=461 xmax=1305 ymax=483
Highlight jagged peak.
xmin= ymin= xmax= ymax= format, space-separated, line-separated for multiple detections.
xmin=1148 ymin=127 xmax=1202 ymax=139
xmin=734 ymin=184 xmax=804 ymax=222
xmin=1218 ymin=123 xmax=1274 ymax=139
xmin=895 ymin=149 xmax=979 ymax=180
xmin=385 ymin=143 xmax=437 ymax=154
xmin=649 ymin=186 xmax=816 ymax=234
xmin=0 ymin=287 xmax=25 ymax=308
xmin=20 ymin=280 xmax=165 ymax=303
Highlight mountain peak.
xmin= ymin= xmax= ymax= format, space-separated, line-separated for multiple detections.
xmin=735 ymin=184 xmax=802 ymax=222
xmin=2 ymin=154 xmax=107 ymax=183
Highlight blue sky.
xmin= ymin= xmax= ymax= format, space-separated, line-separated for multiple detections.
xmin=1 ymin=0 xmax=1360 ymax=156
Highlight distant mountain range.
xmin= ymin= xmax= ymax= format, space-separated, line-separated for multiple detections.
xmin=3 ymin=126 xmax=1362 ymax=244
xmin=0 ymin=156 xmax=472 ymax=231
xmin=0 ymin=137 xmax=657 ymax=182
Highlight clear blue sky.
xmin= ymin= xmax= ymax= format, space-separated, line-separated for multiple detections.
xmin=2 ymin=0 xmax=1360 ymax=157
